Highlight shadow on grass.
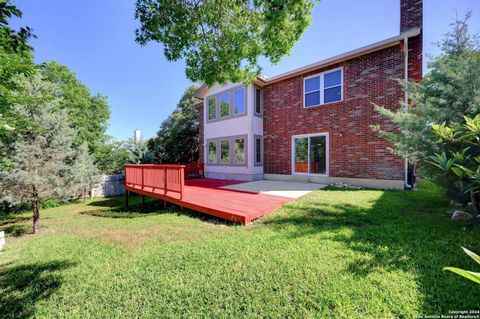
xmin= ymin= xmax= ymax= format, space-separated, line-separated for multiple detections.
xmin=84 ymin=196 xmax=237 ymax=226
xmin=262 ymin=183 xmax=480 ymax=313
xmin=0 ymin=260 xmax=76 ymax=319
xmin=1 ymin=224 xmax=30 ymax=237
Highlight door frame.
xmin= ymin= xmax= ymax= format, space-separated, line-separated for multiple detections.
xmin=291 ymin=132 xmax=329 ymax=177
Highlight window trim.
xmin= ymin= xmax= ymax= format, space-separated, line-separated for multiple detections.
xmin=205 ymin=85 xmax=247 ymax=123
xmin=205 ymin=134 xmax=248 ymax=167
xmin=254 ymin=86 xmax=263 ymax=117
xmin=291 ymin=132 xmax=329 ymax=177
xmin=254 ymin=135 xmax=263 ymax=166
xmin=303 ymin=67 xmax=343 ymax=108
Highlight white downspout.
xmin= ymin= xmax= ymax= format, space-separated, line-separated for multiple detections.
xmin=404 ymin=36 xmax=412 ymax=189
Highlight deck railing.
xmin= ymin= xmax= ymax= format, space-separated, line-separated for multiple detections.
xmin=124 ymin=164 xmax=186 ymax=199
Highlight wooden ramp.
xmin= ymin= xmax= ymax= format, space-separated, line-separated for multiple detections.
xmin=124 ymin=165 xmax=293 ymax=224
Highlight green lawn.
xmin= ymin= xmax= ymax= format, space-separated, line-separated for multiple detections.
xmin=1 ymin=182 xmax=479 ymax=318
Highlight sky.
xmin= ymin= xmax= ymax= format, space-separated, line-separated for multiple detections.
xmin=10 ymin=0 xmax=480 ymax=141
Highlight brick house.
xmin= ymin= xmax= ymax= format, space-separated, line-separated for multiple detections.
xmin=195 ymin=0 xmax=422 ymax=189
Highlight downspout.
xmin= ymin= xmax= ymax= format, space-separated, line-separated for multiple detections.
xmin=403 ymin=36 xmax=412 ymax=189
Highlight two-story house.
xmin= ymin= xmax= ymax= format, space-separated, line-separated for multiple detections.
xmin=195 ymin=0 xmax=423 ymax=189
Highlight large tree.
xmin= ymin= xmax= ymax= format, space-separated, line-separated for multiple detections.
xmin=0 ymin=0 xmax=35 ymax=169
xmin=135 ymin=0 xmax=316 ymax=85
xmin=94 ymin=139 xmax=132 ymax=175
xmin=374 ymin=13 xmax=480 ymax=163
xmin=374 ymin=13 xmax=480 ymax=201
xmin=148 ymin=85 xmax=200 ymax=163
xmin=0 ymin=74 xmax=76 ymax=233
xmin=40 ymin=61 xmax=110 ymax=153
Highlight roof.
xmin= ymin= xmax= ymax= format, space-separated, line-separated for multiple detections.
xmin=195 ymin=27 xmax=421 ymax=99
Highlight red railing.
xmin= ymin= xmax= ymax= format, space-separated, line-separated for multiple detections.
xmin=125 ymin=164 xmax=186 ymax=199
xmin=185 ymin=163 xmax=204 ymax=179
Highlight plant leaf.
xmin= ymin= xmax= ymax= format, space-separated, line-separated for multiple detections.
xmin=443 ymin=267 xmax=480 ymax=284
xmin=462 ymin=247 xmax=480 ymax=265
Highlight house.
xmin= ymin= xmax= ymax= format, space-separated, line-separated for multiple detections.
xmin=195 ymin=0 xmax=423 ymax=190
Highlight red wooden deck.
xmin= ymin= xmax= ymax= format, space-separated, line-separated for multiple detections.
xmin=124 ymin=165 xmax=293 ymax=224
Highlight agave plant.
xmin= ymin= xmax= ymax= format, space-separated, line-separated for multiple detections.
xmin=428 ymin=115 xmax=480 ymax=216
xmin=444 ymin=247 xmax=480 ymax=284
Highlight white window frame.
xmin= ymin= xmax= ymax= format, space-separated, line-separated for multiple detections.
xmin=303 ymin=67 xmax=343 ymax=108
xmin=291 ymin=132 xmax=329 ymax=176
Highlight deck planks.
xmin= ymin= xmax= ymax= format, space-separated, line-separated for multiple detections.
xmin=125 ymin=178 xmax=293 ymax=224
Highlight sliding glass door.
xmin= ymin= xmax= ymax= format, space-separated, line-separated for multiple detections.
xmin=293 ymin=134 xmax=327 ymax=175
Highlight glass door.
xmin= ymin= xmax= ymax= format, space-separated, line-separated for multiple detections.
xmin=309 ymin=136 xmax=326 ymax=175
xmin=294 ymin=137 xmax=308 ymax=173
xmin=293 ymin=135 xmax=327 ymax=175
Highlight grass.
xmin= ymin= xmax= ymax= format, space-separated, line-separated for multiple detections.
xmin=0 ymin=182 xmax=479 ymax=318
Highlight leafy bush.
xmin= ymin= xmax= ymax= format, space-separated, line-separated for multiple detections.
xmin=40 ymin=199 xmax=61 ymax=209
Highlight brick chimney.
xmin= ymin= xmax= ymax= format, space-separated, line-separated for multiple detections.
xmin=400 ymin=0 xmax=423 ymax=83
xmin=400 ymin=0 xmax=423 ymax=32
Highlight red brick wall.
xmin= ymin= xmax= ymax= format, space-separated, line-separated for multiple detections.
xmin=198 ymin=103 xmax=204 ymax=164
xmin=263 ymin=45 xmax=407 ymax=180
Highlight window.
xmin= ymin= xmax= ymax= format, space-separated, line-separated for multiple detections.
xmin=220 ymin=139 xmax=230 ymax=163
xmin=255 ymin=87 xmax=262 ymax=115
xmin=304 ymin=68 xmax=342 ymax=107
xmin=220 ymin=93 xmax=230 ymax=117
xmin=234 ymin=88 xmax=245 ymax=114
xmin=323 ymin=70 xmax=342 ymax=103
xmin=206 ymin=86 xmax=247 ymax=122
xmin=206 ymin=135 xmax=248 ymax=166
xmin=208 ymin=141 xmax=217 ymax=163
xmin=234 ymin=138 xmax=245 ymax=163
xmin=208 ymin=97 xmax=216 ymax=120
xmin=255 ymin=136 xmax=262 ymax=165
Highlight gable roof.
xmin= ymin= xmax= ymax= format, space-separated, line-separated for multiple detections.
xmin=195 ymin=27 xmax=421 ymax=99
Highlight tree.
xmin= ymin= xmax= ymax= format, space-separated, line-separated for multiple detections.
xmin=428 ymin=115 xmax=480 ymax=216
xmin=148 ymin=85 xmax=200 ymax=163
xmin=0 ymin=0 xmax=36 ymax=169
xmin=40 ymin=61 xmax=110 ymax=153
xmin=374 ymin=13 xmax=480 ymax=198
xmin=135 ymin=0 xmax=316 ymax=85
xmin=126 ymin=138 xmax=155 ymax=164
xmin=94 ymin=139 xmax=132 ymax=175
xmin=72 ymin=143 xmax=100 ymax=201
xmin=0 ymin=74 xmax=76 ymax=233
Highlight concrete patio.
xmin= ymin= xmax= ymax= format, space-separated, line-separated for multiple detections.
xmin=220 ymin=180 xmax=326 ymax=199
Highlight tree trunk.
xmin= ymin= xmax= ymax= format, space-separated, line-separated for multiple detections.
xmin=470 ymin=189 xmax=480 ymax=217
xmin=32 ymin=193 xmax=40 ymax=234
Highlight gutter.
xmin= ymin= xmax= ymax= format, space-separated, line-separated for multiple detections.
xmin=403 ymin=35 xmax=413 ymax=189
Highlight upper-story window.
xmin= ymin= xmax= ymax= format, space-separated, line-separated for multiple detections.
xmin=254 ymin=87 xmax=263 ymax=116
xmin=234 ymin=88 xmax=245 ymax=114
xmin=220 ymin=93 xmax=230 ymax=117
xmin=208 ymin=97 xmax=216 ymax=120
xmin=304 ymin=67 xmax=343 ymax=108
xmin=206 ymin=86 xmax=246 ymax=122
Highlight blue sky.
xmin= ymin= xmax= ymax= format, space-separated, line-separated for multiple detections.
xmin=10 ymin=0 xmax=480 ymax=141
